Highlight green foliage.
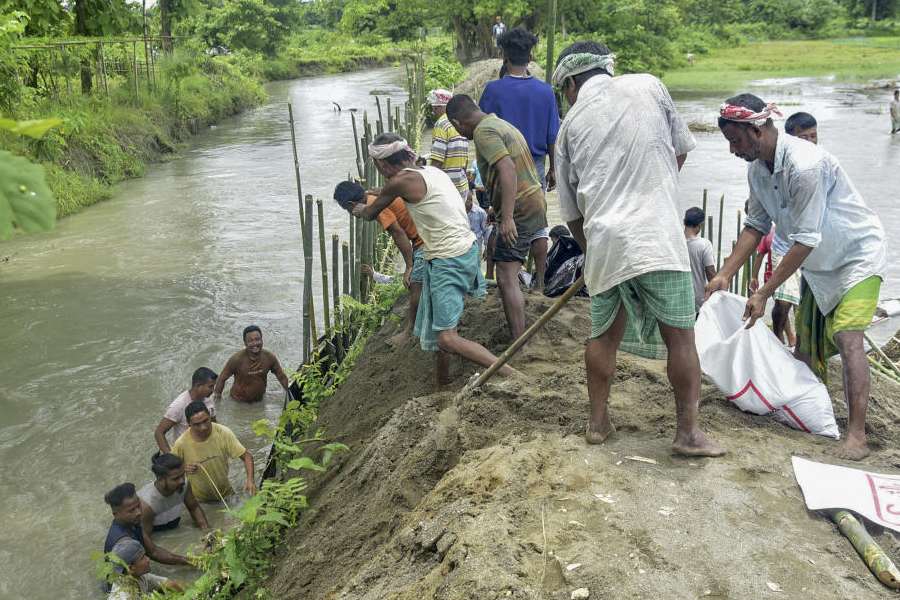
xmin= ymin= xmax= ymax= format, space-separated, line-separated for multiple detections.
xmin=0 ymin=116 xmax=59 ymax=239
xmin=424 ymin=41 xmax=465 ymax=90
xmin=0 ymin=10 xmax=27 ymax=113
xmin=192 ymin=0 xmax=285 ymax=54
xmin=0 ymin=0 xmax=68 ymax=36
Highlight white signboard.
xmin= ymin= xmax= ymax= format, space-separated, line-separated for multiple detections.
xmin=792 ymin=456 xmax=900 ymax=533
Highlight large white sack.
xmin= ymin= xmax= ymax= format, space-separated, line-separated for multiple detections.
xmin=695 ymin=292 xmax=840 ymax=439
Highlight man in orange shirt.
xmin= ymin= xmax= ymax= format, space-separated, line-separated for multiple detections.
xmin=334 ymin=180 xmax=424 ymax=346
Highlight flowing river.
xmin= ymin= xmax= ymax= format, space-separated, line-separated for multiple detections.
xmin=1 ymin=68 xmax=898 ymax=599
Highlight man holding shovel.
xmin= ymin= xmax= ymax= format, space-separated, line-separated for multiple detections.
xmin=709 ymin=93 xmax=886 ymax=460
xmin=552 ymin=41 xmax=724 ymax=457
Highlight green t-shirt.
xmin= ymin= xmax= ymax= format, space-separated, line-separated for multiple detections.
xmin=473 ymin=114 xmax=547 ymax=233
xmin=172 ymin=423 xmax=246 ymax=502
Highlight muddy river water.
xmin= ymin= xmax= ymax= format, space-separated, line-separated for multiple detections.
xmin=0 ymin=68 xmax=898 ymax=598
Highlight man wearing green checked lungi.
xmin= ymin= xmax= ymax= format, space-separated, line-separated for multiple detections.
xmin=553 ymin=41 xmax=725 ymax=457
xmin=712 ymin=93 xmax=886 ymax=460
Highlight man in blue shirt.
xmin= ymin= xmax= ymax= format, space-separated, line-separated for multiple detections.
xmin=479 ymin=28 xmax=559 ymax=291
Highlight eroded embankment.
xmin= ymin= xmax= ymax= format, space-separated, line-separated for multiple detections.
xmin=265 ymin=289 xmax=900 ymax=600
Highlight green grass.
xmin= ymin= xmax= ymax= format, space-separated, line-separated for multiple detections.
xmin=663 ymin=37 xmax=900 ymax=91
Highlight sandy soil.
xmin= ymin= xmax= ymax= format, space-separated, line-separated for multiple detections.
xmin=264 ymin=290 xmax=900 ymax=600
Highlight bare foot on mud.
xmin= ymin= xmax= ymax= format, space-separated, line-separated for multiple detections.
xmin=388 ymin=330 xmax=411 ymax=348
xmin=834 ymin=435 xmax=871 ymax=461
xmin=671 ymin=430 xmax=726 ymax=457
xmin=585 ymin=420 xmax=615 ymax=445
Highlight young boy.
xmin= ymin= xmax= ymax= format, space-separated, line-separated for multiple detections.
xmin=106 ymin=538 xmax=183 ymax=599
xmin=466 ymin=192 xmax=490 ymax=256
xmin=683 ymin=207 xmax=716 ymax=313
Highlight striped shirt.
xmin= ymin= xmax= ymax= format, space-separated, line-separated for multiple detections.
xmin=430 ymin=113 xmax=469 ymax=198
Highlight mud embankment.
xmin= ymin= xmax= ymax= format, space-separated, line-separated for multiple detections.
xmin=264 ymin=290 xmax=900 ymax=600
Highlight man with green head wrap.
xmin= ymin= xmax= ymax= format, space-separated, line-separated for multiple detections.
xmin=553 ymin=41 xmax=724 ymax=458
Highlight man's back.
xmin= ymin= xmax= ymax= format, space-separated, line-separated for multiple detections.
xmin=479 ymin=76 xmax=559 ymax=160
xmin=400 ymin=166 xmax=474 ymax=260
xmin=556 ymin=73 xmax=695 ymax=295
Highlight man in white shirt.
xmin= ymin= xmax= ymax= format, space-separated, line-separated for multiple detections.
xmin=353 ymin=132 xmax=513 ymax=384
xmin=553 ymin=41 xmax=724 ymax=457
xmin=154 ymin=367 xmax=217 ymax=453
xmin=710 ymin=93 xmax=886 ymax=460
xmin=683 ymin=207 xmax=716 ymax=313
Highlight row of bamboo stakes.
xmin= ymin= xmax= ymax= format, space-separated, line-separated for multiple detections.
xmin=699 ymin=188 xmax=753 ymax=297
xmin=289 ymin=58 xmax=426 ymax=364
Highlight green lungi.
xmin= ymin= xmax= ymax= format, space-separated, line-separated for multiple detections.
xmin=796 ymin=275 xmax=881 ymax=381
xmin=590 ymin=270 xmax=695 ymax=359
xmin=414 ymin=243 xmax=486 ymax=352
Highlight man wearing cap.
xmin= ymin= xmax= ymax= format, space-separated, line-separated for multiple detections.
xmin=352 ymin=132 xmax=514 ymax=384
xmin=106 ymin=538 xmax=183 ymax=599
xmin=552 ymin=41 xmax=724 ymax=457
xmin=710 ymin=93 xmax=886 ymax=460
xmin=428 ymin=88 xmax=470 ymax=200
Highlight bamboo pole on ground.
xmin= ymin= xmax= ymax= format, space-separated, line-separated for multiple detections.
xmin=332 ymin=234 xmax=340 ymax=327
xmin=473 ymin=275 xmax=585 ymax=389
xmin=865 ymin=332 xmax=900 ymax=379
xmin=831 ymin=510 xmax=900 ymax=589
xmin=701 ymin=189 xmax=708 ymax=238
xmin=288 ymin=104 xmax=305 ymax=231
xmin=342 ymin=241 xmax=350 ymax=298
xmin=348 ymin=217 xmax=356 ymax=299
xmin=716 ymin=194 xmax=725 ymax=269
xmin=316 ymin=199 xmax=331 ymax=333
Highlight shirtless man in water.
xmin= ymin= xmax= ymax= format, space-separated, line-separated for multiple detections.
xmin=213 ymin=325 xmax=291 ymax=403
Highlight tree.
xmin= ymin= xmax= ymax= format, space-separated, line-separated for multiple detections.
xmin=0 ymin=0 xmax=68 ymax=36
xmin=72 ymin=0 xmax=132 ymax=93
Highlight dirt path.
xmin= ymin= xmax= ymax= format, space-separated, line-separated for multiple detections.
xmin=265 ymin=291 xmax=900 ymax=600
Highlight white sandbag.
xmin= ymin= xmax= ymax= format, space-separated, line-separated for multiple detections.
xmin=695 ymin=292 xmax=840 ymax=439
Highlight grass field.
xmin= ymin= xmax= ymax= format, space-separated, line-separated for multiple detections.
xmin=663 ymin=37 xmax=900 ymax=91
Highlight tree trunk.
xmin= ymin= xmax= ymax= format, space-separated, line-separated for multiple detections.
xmin=451 ymin=15 xmax=491 ymax=64
xmin=74 ymin=0 xmax=93 ymax=94
xmin=160 ymin=0 xmax=173 ymax=52
xmin=872 ymin=0 xmax=878 ymax=20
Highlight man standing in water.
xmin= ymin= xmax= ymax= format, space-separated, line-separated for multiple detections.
xmin=353 ymin=132 xmax=513 ymax=383
xmin=447 ymin=95 xmax=548 ymax=340
xmin=428 ymin=88 xmax=470 ymax=200
xmin=102 ymin=483 xmax=192 ymax=570
xmin=138 ymin=453 xmax=209 ymax=538
xmin=334 ymin=180 xmax=424 ymax=346
xmin=710 ymin=93 xmax=886 ymax=460
xmin=172 ymin=401 xmax=257 ymax=501
xmin=154 ymin=367 xmax=217 ymax=452
xmin=552 ymin=41 xmax=724 ymax=457
xmin=213 ymin=325 xmax=291 ymax=403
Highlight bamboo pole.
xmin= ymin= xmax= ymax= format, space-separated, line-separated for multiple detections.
xmin=349 ymin=217 xmax=356 ymax=299
xmin=342 ymin=241 xmax=350 ymax=298
xmin=332 ymin=234 xmax=340 ymax=327
xmin=865 ymin=332 xmax=900 ymax=379
xmin=351 ymin=112 xmax=364 ymax=180
xmin=375 ymin=96 xmax=384 ymax=135
xmin=354 ymin=215 xmax=363 ymax=299
xmin=316 ymin=199 xmax=331 ymax=333
xmin=716 ymin=194 xmax=725 ymax=269
xmin=831 ymin=510 xmax=900 ymax=589
xmin=386 ymin=97 xmax=393 ymax=130
xmin=707 ymin=216 xmax=714 ymax=245
xmin=302 ymin=195 xmax=313 ymax=362
xmin=473 ymin=275 xmax=585 ymax=389
xmin=288 ymin=104 xmax=305 ymax=231
xmin=544 ymin=0 xmax=558 ymax=84
xmin=701 ymin=189 xmax=708 ymax=238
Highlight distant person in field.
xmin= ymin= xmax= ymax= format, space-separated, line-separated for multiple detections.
xmin=480 ymin=27 xmax=559 ymax=290
xmin=428 ymin=88 xmax=470 ymax=200
xmin=491 ymin=16 xmax=507 ymax=55
xmin=785 ymin=111 xmax=817 ymax=145
xmin=683 ymin=207 xmax=716 ymax=314
xmin=552 ymin=40 xmax=724 ymax=457
xmin=213 ymin=325 xmax=290 ymax=403
xmin=712 ymin=92 xmax=886 ymax=460
xmin=106 ymin=538 xmax=183 ymax=600
xmin=335 ymin=180 xmax=424 ymax=346
xmin=154 ymin=367 xmax=217 ymax=453
xmin=447 ymin=94 xmax=548 ymax=339
xmin=352 ymin=132 xmax=513 ymax=383
xmin=172 ymin=401 xmax=257 ymax=501
xmin=891 ymin=89 xmax=899 ymax=134
xmin=138 ymin=453 xmax=208 ymax=539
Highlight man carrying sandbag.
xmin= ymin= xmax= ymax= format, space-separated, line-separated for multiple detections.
xmin=709 ymin=93 xmax=886 ymax=460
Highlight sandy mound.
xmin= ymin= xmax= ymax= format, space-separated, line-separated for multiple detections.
xmin=265 ymin=290 xmax=900 ymax=600
xmin=454 ymin=60 xmax=547 ymax=100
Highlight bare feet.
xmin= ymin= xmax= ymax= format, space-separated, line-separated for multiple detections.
xmin=671 ymin=429 xmax=726 ymax=457
xmin=585 ymin=419 xmax=615 ymax=445
xmin=388 ymin=330 xmax=411 ymax=348
xmin=834 ymin=434 xmax=871 ymax=461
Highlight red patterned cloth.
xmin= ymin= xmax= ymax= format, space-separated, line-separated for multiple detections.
xmin=719 ymin=102 xmax=783 ymax=126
